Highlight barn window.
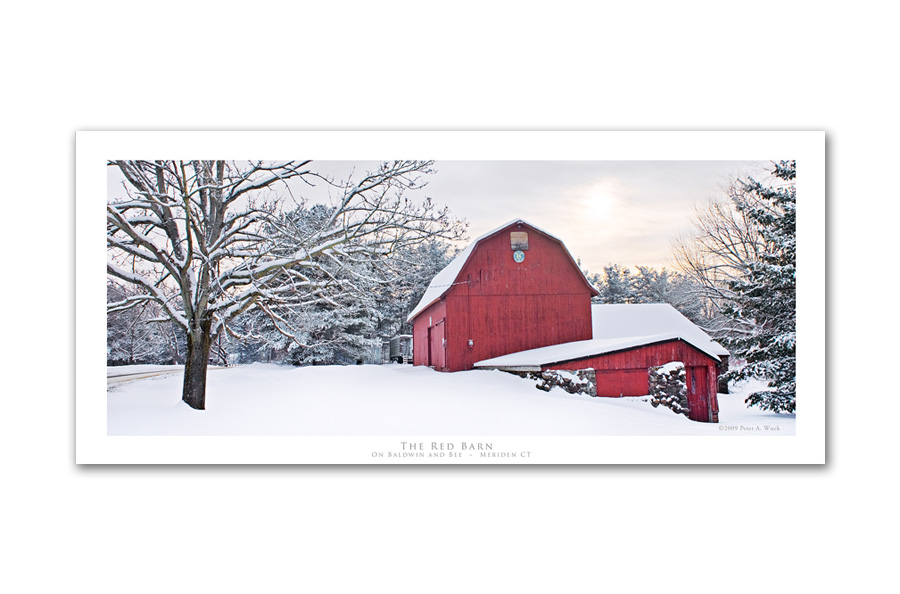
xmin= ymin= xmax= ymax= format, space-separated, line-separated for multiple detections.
xmin=510 ymin=231 xmax=529 ymax=250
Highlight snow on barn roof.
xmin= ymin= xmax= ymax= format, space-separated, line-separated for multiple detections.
xmin=406 ymin=219 xmax=598 ymax=322
xmin=474 ymin=303 xmax=728 ymax=370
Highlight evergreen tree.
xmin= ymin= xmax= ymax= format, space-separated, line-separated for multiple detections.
xmin=383 ymin=239 xmax=457 ymax=336
xmin=220 ymin=217 xmax=459 ymax=366
xmin=632 ymin=266 xmax=670 ymax=304
xmin=594 ymin=264 xmax=635 ymax=303
xmin=721 ymin=160 xmax=796 ymax=413
xmin=284 ymin=300 xmax=381 ymax=365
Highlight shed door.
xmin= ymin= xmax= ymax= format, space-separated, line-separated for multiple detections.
xmin=687 ymin=366 xmax=710 ymax=422
xmin=429 ymin=319 xmax=446 ymax=369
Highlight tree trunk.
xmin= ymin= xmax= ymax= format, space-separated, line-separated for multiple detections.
xmin=182 ymin=318 xmax=212 ymax=410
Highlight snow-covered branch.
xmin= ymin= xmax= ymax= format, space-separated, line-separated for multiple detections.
xmin=107 ymin=159 xmax=466 ymax=409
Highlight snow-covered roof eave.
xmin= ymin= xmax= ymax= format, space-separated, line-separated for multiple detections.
xmin=474 ymin=333 xmax=722 ymax=369
xmin=475 ymin=365 xmax=541 ymax=373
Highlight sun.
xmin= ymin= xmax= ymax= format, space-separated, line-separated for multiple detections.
xmin=584 ymin=186 xmax=615 ymax=219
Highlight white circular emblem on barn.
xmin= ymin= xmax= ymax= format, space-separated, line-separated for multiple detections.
xmin=513 ymin=250 xmax=525 ymax=263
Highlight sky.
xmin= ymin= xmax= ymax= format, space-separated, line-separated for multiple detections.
xmin=306 ymin=160 xmax=769 ymax=274
xmin=108 ymin=159 xmax=770 ymax=275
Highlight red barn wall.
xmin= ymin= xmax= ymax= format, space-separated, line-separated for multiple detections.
xmin=414 ymin=224 xmax=595 ymax=372
xmin=544 ymin=340 xmax=720 ymax=422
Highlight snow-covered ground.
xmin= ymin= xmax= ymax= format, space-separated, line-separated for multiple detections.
xmin=107 ymin=363 xmax=795 ymax=436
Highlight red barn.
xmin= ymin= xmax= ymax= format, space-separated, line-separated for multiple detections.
xmin=407 ymin=219 xmax=599 ymax=372
xmin=408 ymin=220 xmax=728 ymax=423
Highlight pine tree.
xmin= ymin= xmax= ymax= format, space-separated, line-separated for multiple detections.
xmin=594 ymin=264 xmax=635 ymax=303
xmin=721 ymin=160 xmax=796 ymax=413
xmin=632 ymin=266 xmax=670 ymax=304
xmin=216 ymin=218 xmax=459 ymax=367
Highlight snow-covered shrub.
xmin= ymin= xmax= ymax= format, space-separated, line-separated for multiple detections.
xmin=531 ymin=369 xmax=596 ymax=396
xmin=649 ymin=362 xmax=689 ymax=417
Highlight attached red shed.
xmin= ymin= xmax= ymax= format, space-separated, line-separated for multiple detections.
xmin=406 ymin=219 xmax=600 ymax=372
xmin=475 ymin=304 xmax=728 ymax=423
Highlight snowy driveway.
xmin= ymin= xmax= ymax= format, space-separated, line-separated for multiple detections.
xmin=107 ymin=365 xmax=226 ymax=385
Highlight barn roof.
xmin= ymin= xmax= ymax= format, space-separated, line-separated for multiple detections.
xmin=406 ymin=219 xmax=599 ymax=322
xmin=474 ymin=303 xmax=728 ymax=369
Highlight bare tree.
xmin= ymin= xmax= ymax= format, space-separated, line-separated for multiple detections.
xmin=672 ymin=183 xmax=768 ymax=337
xmin=107 ymin=160 xmax=465 ymax=409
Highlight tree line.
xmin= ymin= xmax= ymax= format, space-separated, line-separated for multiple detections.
xmin=584 ymin=264 xmax=720 ymax=328
xmin=107 ymin=238 xmax=454 ymax=368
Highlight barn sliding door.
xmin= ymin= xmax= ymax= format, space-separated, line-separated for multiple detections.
xmin=429 ymin=319 xmax=446 ymax=370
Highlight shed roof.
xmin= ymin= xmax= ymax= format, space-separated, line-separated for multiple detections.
xmin=474 ymin=303 xmax=728 ymax=369
xmin=406 ymin=219 xmax=599 ymax=322
xmin=591 ymin=304 xmax=729 ymax=357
